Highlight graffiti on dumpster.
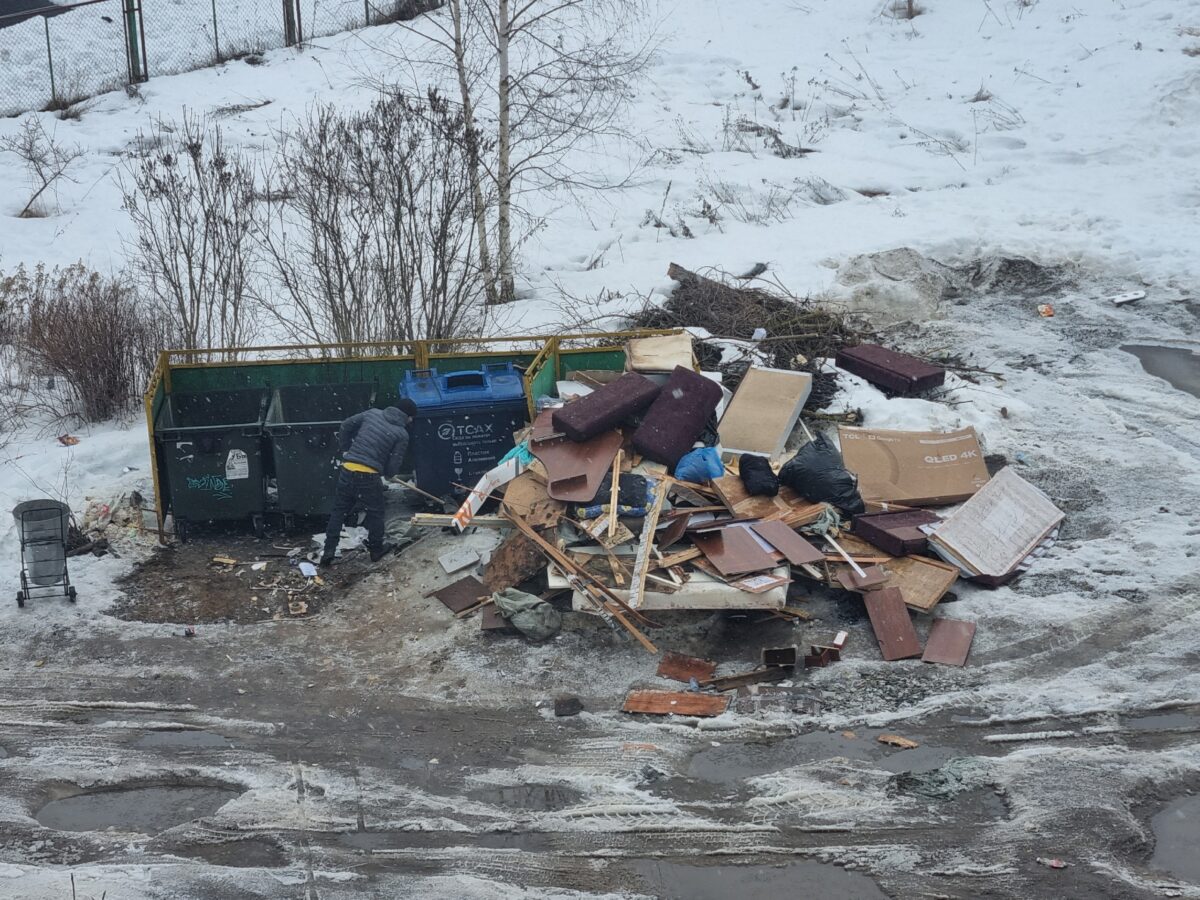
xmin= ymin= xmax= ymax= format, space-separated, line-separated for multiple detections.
xmin=186 ymin=474 xmax=233 ymax=500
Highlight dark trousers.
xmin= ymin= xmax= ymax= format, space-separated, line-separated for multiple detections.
xmin=323 ymin=468 xmax=385 ymax=559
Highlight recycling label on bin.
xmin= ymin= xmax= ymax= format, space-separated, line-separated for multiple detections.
xmin=225 ymin=449 xmax=250 ymax=481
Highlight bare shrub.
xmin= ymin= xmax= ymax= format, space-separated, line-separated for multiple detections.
xmin=259 ymin=89 xmax=489 ymax=345
xmin=0 ymin=117 xmax=85 ymax=218
xmin=121 ymin=113 xmax=259 ymax=353
xmin=4 ymin=263 xmax=172 ymax=424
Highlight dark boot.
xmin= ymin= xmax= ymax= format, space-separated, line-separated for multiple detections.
xmin=369 ymin=543 xmax=394 ymax=563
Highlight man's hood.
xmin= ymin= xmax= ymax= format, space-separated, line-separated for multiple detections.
xmin=383 ymin=407 xmax=409 ymax=427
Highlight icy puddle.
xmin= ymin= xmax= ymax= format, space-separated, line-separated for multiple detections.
xmin=133 ymin=730 xmax=231 ymax=750
xmin=1122 ymin=345 xmax=1200 ymax=399
xmin=629 ymin=858 xmax=887 ymax=899
xmin=36 ymin=785 xmax=240 ymax=834
xmin=1151 ymin=795 xmax=1200 ymax=884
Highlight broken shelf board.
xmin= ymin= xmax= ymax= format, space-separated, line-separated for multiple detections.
xmin=690 ymin=526 xmax=779 ymax=576
xmin=656 ymin=652 xmax=718 ymax=683
xmin=700 ymin=666 xmax=791 ymax=692
xmin=921 ymin=617 xmax=976 ymax=667
xmin=480 ymin=604 xmax=519 ymax=634
xmin=863 ymin=587 xmax=922 ymax=661
xmin=879 ymin=555 xmax=959 ymax=613
xmin=622 ymin=689 xmax=728 ymax=717
xmin=750 ymin=519 xmax=825 ymax=565
xmin=530 ymin=427 xmax=624 ymax=503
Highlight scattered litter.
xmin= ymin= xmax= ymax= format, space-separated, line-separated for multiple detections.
xmin=1038 ymin=303 xmax=1055 ymax=317
xmin=1036 ymin=857 xmax=1070 ymax=869
xmin=1109 ymin=290 xmax=1145 ymax=306
xmin=33 ymin=659 xmax=45 ymax=668
xmin=922 ymin=618 xmax=976 ymax=667
xmin=212 ymin=556 xmax=238 ymax=566
xmin=864 ymin=587 xmax=922 ymax=661
xmin=251 ymin=562 xmax=268 ymax=571
xmin=428 ymin=576 xmax=489 ymax=614
xmin=877 ymin=733 xmax=920 ymax=750
xmin=553 ymin=695 xmax=583 ymax=717
xmin=57 ymin=434 xmax=80 ymax=446
xmin=438 ymin=546 xmax=481 ymax=574
xmin=288 ymin=601 xmax=308 ymax=616
xmin=657 ymin=652 xmax=717 ymax=683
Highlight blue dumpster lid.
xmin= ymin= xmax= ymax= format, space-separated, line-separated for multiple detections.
xmin=400 ymin=364 xmax=525 ymax=410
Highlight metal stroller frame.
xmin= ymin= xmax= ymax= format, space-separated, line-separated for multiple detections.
xmin=13 ymin=500 xmax=77 ymax=608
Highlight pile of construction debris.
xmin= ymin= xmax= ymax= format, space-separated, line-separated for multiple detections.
xmin=419 ymin=322 xmax=1063 ymax=720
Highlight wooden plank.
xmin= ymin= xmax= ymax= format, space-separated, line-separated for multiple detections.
xmin=863 ymin=587 xmax=922 ymax=661
xmin=699 ymin=667 xmax=790 ymax=692
xmin=653 ymin=547 xmax=703 ymax=569
xmin=413 ymin=513 xmax=507 ymax=529
xmin=750 ymin=520 xmax=825 ymax=565
xmin=656 ymin=651 xmax=717 ymax=683
xmin=623 ymin=690 xmax=729 ymax=717
xmin=711 ymin=474 xmax=791 ymax=519
xmin=607 ymin=450 xmax=623 ymax=535
xmin=627 ymin=479 xmax=668 ymax=610
xmin=690 ymin=527 xmax=778 ymax=577
xmin=922 ymin=618 xmax=976 ymax=667
xmin=428 ymin=576 xmax=489 ymax=613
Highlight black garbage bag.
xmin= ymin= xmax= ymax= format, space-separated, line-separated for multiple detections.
xmin=778 ymin=433 xmax=865 ymax=516
xmin=738 ymin=454 xmax=779 ymax=497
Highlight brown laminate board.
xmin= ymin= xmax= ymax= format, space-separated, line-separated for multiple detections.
xmin=429 ymin=576 xmax=488 ymax=613
xmin=690 ymin=527 xmax=778 ymax=576
xmin=750 ymin=520 xmax=825 ymax=565
xmin=623 ymin=690 xmax=730 ymax=717
xmin=656 ymin=651 xmax=718 ymax=683
xmin=531 ymin=428 xmax=624 ymax=502
xmin=863 ymin=587 xmax=922 ymax=661
xmin=880 ymin=555 xmax=959 ymax=612
xmin=921 ymin=618 xmax=976 ymax=667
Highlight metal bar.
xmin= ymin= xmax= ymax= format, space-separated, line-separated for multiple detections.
xmin=364 ymin=0 xmax=370 ymax=25
xmin=43 ymin=16 xmax=56 ymax=104
xmin=211 ymin=0 xmax=220 ymax=61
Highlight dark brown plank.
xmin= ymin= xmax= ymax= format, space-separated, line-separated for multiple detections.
xmin=751 ymin=520 xmax=824 ymax=565
xmin=863 ymin=587 xmax=922 ymax=661
xmin=699 ymin=667 xmax=790 ymax=691
xmin=656 ymin=651 xmax=717 ymax=683
xmin=429 ymin=576 xmax=488 ymax=613
xmin=480 ymin=604 xmax=519 ymax=633
xmin=922 ymin=618 xmax=976 ymax=667
xmin=623 ymin=690 xmax=729 ymax=717
xmin=690 ymin=527 xmax=777 ymax=576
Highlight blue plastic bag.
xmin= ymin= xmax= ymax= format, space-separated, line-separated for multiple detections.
xmin=674 ymin=446 xmax=724 ymax=483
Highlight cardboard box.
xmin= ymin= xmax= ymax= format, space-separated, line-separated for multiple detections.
xmin=838 ymin=426 xmax=989 ymax=506
xmin=625 ymin=333 xmax=695 ymax=373
xmin=717 ymin=366 xmax=812 ymax=460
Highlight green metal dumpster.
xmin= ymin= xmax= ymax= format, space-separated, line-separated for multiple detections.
xmin=265 ymin=382 xmax=377 ymax=524
xmin=153 ymin=389 xmax=269 ymax=541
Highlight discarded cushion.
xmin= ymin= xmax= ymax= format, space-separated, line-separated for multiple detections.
xmin=492 ymin=587 xmax=562 ymax=642
xmin=631 ymin=366 xmax=723 ymax=467
xmin=674 ymin=446 xmax=724 ymax=483
xmin=738 ymin=454 xmax=779 ymax=496
xmin=551 ymin=372 xmax=660 ymax=442
xmin=779 ymin=433 xmax=865 ymax=516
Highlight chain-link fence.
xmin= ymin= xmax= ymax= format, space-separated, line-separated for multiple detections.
xmin=0 ymin=0 xmax=437 ymax=118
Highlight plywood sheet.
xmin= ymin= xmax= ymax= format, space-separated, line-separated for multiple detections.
xmin=718 ymin=367 xmax=812 ymax=458
xmin=656 ymin=651 xmax=717 ymax=683
xmin=751 ymin=520 xmax=825 ymax=565
xmin=623 ymin=689 xmax=729 ymax=717
xmin=879 ymin=555 xmax=959 ymax=612
xmin=863 ymin=587 xmax=922 ymax=661
xmin=690 ymin=527 xmax=778 ymax=576
xmin=922 ymin=618 xmax=976 ymax=667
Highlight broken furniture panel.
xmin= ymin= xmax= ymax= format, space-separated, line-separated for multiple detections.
xmin=656 ymin=651 xmax=718 ymax=683
xmin=922 ymin=618 xmax=976 ymax=667
xmin=853 ymin=508 xmax=942 ymax=557
xmin=428 ymin=576 xmax=489 ymax=613
xmin=750 ymin=520 xmax=825 ymax=566
xmin=717 ymin=366 xmax=812 ymax=459
xmin=878 ymin=555 xmax=959 ymax=613
xmin=554 ymin=563 xmax=789 ymax=611
xmin=835 ymin=344 xmax=946 ymax=395
xmin=630 ymin=366 xmax=724 ymax=467
xmin=551 ymin=371 xmax=661 ymax=442
xmin=530 ymin=427 xmax=624 ymax=503
xmin=762 ymin=645 xmax=798 ymax=668
xmin=690 ymin=526 xmax=779 ymax=576
xmin=699 ymin=667 xmax=790 ymax=692
xmin=863 ymin=587 xmax=923 ymax=661
xmin=838 ymin=426 xmax=989 ymax=506
xmin=623 ymin=690 xmax=729 ymax=717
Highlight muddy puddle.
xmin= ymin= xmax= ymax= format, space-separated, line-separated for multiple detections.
xmin=1123 ymin=345 xmax=1200 ymax=399
xmin=1128 ymin=712 xmax=1198 ymax=733
xmin=1151 ymin=794 xmax=1200 ymax=883
xmin=36 ymin=785 xmax=240 ymax=834
xmin=134 ymin=730 xmax=231 ymax=750
xmin=170 ymin=837 xmax=287 ymax=868
xmin=628 ymin=858 xmax=888 ymax=899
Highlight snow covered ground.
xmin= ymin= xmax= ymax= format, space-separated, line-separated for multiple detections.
xmin=1 ymin=0 xmax=1200 ymax=897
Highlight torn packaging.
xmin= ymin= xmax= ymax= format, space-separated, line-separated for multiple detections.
xmin=838 ymin=426 xmax=988 ymax=506
xmin=863 ymin=587 xmax=922 ymax=661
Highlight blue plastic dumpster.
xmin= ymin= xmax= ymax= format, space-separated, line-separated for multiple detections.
xmin=400 ymin=364 xmax=528 ymax=499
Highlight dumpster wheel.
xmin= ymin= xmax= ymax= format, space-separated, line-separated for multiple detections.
xmin=252 ymin=514 xmax=265 ymax=539
xmin=175 ymin=519 xmax=190 ymax=544
xmin=15 ymin=591 xmax=24 ymax=609
xmin=68 ymin=586 xmax=77 ymax=603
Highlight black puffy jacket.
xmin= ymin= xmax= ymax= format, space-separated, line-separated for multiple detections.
xmin=339 ymin=407 xmax=410 ymax=477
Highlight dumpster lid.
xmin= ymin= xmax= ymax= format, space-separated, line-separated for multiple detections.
xmin=401 ymin=364 xmax=524 ymax=410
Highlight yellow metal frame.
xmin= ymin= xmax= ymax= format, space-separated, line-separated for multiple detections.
xmin=142 ymin=328 xmax=683 ymax=539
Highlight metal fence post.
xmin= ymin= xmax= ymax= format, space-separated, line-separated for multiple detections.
xmin=282 ymin=0 xmax=297 ymax=46
xmin=122 ymin=0 xmax=148 ymax=83
xmin=211 ymin=0 xmax=221 ymax=61
xmin=43 ymin=16 xmax=57 ymax=106
xmin=364 ymin=0 xmax=370 ymax=26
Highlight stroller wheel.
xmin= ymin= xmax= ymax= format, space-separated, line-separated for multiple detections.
xmin=68 ymin=586 xmax=77 ymax=603
xmin=16 ymin=591 xmax=25 ymax=609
